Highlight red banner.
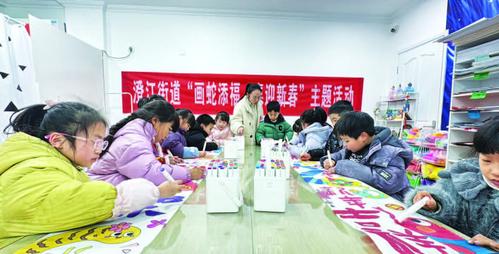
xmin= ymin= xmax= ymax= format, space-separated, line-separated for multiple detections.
xmin=122 ymin=72 xmax=363 ymax=115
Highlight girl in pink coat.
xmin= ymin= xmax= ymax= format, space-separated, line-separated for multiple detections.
xmin=208 ymin=111 xmax=232 ymax=146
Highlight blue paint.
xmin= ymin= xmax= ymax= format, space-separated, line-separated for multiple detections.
xmin=158 ymin=196 xmax=184 ymax=203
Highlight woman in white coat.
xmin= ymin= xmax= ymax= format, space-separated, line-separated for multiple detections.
xmin=230 ymin=83 xmax=264 ymax=145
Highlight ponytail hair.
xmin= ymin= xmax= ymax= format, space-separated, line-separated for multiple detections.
xmin=102 ymin=100 xmax=176 ymax=156
xmin=239 ymin=83 xmax=262 ymax=102
xmin=138 ymin=94 xmax=166 ymax=108
xmin=4 ymin=102 xmax=107 ymax=149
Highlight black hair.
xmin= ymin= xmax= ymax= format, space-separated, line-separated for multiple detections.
xmin=196 ymin=114 xmax=215 ymax=127
xmin=176 ymin=109 xmax=195 ymax=130
xmin=138 ymin=94 xmax=166 ymax=108
xmin=267 ymin=101 xmax=280 ymax=112
xmin=328 ymin=100 xmax=354 ymax=115
xmin=4 ymin=102 xmax=107 ymax=149
xmin=300 ymin=107 xmax=327 ymax=126
xmin=334 ymin=111 xmax=375 ymax=139
xmin=473 ymin=119 xmax=499 ymax=154
xmin=239 ymin=83 xmax=262 ymax=101
xmin=215 ymin=111 xmax=230 ymax=123
xmin=102 ymin=100 xmax=176 ymax=156
xmin=293 ymin=118 xmax=303 ymax=133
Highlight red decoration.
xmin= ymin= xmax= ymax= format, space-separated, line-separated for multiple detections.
xmin=122 ymin=71 xmax=363 ymax=115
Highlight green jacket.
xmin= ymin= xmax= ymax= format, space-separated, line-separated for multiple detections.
xmin=255 ymin=114 xmax=294 ymax=144
xmin=0 ymin=132 xmax=117 ymax=240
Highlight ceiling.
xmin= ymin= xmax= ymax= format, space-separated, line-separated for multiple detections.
xmin=2 ymin=0 xmax=417 ymax=19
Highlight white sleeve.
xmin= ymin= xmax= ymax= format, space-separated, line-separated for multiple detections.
xmin=112 ymin=178 xmax=160 ymax=218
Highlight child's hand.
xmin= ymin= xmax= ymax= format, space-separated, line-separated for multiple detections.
xmin=324 ymin=167 xmax=336 ymax=174
xmin=413 ymin=191 xmax=437 ymax=212
xmin=189 ymin=166 xmax=205 ymax=180
xmin=469 ymin=234 xmax=499 ymax=251
xmin=173 ymin=156 xmax=183 ymax=164
xmin=237 ymin=127 xmax=244 ymax=135
xmin=300 ymin=153 xmax=311 ymax=161
xmin=199 ymin=151 xmax=207 ymax=157
xmin=156 ymin=156 xmax=166 ymax=164
xmin=323 ymin=159 xmax=336 ymax=169
xmin=158 ymin=180 xmax=183 ymax=197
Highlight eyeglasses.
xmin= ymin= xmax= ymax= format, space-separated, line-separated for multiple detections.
xmin=45 ymin=133 xmax=109 ymax=151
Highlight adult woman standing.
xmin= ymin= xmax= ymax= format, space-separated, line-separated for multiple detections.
xmin=230 ymin=83 xmax=264 ymax=145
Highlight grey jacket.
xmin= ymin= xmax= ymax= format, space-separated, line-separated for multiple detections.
xmin=321 ymin=127 xmax=412 ymax=201
xmin=405 ymin=159 xmax=499 ymax=240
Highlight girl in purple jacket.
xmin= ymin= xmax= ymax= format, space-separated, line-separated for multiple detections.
xmin=89 ymin=100 xmax=202 ymax=186
xmin=161 ymin=109 xmax=207 ymax=159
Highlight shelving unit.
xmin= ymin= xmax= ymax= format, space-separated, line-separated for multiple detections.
xmin=374 ymin=93 xmax=418 ymax=137
xmin=448 ymin=127 xmax=479 ymax=132
xmin=439 ymin=16 xmax=499 ymax=166
xmin=453 ymin=88 xmax=499 ymax=98
xmin=403 ymin=128 xmax=447 ymax=187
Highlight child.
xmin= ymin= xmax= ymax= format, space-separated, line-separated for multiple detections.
xmin=0 ymin=102 xmax=182 ymax=239
xmin=255 ymin=101 xmax=293 ymax=144
xmin=89 ymin=100 xmax=204 ymax=186
xmin=162 ymin=109 xmax=206 ymax=159
xmin=303 ymin=100 xmax=353 ymax=161
xmin=186 ymin=114 xmax=218 ymax=151
xmin=289 ymin=118 xmax=303 ymax=145
xmin=137 ymin=94 xmax=165 ymax=108
xmin=328 ymin=100 xmax=353 ymax=126
xmin=405 ymin=120 xmax=499 ymax=251
xmin=209 ymin=111 xmax=232 ymax=146
xmin=289 ymin=107 xmax=332 ymax=158
xmin=293 ymin=118 xmax=303 ymax=134
xmin=321 ymin=112 xmax=412 ymax=201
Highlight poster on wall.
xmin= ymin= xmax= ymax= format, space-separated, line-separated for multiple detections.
xmin=121 ymin=72 xmax=364 ymax=115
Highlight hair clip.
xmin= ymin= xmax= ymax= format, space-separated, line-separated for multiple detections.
xmin=43 ymin=100 xmax=57 ymax=110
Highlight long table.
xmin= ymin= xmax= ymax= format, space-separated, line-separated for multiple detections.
xmin=141 ymin=145 xmax=380 ymax=253
xmin=3 ymin=145 xmax=474 ymax=254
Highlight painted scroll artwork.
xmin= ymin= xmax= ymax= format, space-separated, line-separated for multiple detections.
xmin=294 ymin=161 xmax=492 ymax=254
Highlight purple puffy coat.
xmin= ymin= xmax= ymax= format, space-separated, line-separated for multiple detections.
xmin=88 ymin=119 xmax=190 ymax=186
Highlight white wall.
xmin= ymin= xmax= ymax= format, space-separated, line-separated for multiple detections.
xmin=64 ymin=4 xmax=104 ymax=49
xmin=30 ymin=15 xmax=106 ymax=112
xmin=380 ymin=0 xmax=448 ymax=128
xmin=55 ymin=1 xmax=448 ymax=126
xmin=102 ymin=7 xmax=393 ymax=124
xmin=388 ymin=0 xmax=448 ymax=85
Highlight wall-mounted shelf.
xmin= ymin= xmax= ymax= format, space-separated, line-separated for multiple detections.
xmin=441 ymin=16 xmax=499 ymax=166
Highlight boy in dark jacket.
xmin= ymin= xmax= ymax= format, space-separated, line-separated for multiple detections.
xmin=255 ymin=101 xmax=293 ymax=144
xmin=185 ymin=114 xmax=218 ymax=151
xmin=405 ymin=120 xmax=499 ymax=251
xmin=321 ymin=112 xmax=412 ymax=201
xmin=304 ymin=100 xmax=353 ymax=161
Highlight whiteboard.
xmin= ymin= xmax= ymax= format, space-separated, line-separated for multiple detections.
xmin=29 ymin=15 xmax=106 ymax=112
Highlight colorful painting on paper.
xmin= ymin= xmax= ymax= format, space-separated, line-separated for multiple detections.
xmin=15 ymin=188 xmax=195 ymax=254
xmin=14 ymin=156 xmax=214 ymax=254
xmin=294 ymin=161 xmax=492 ymax=254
